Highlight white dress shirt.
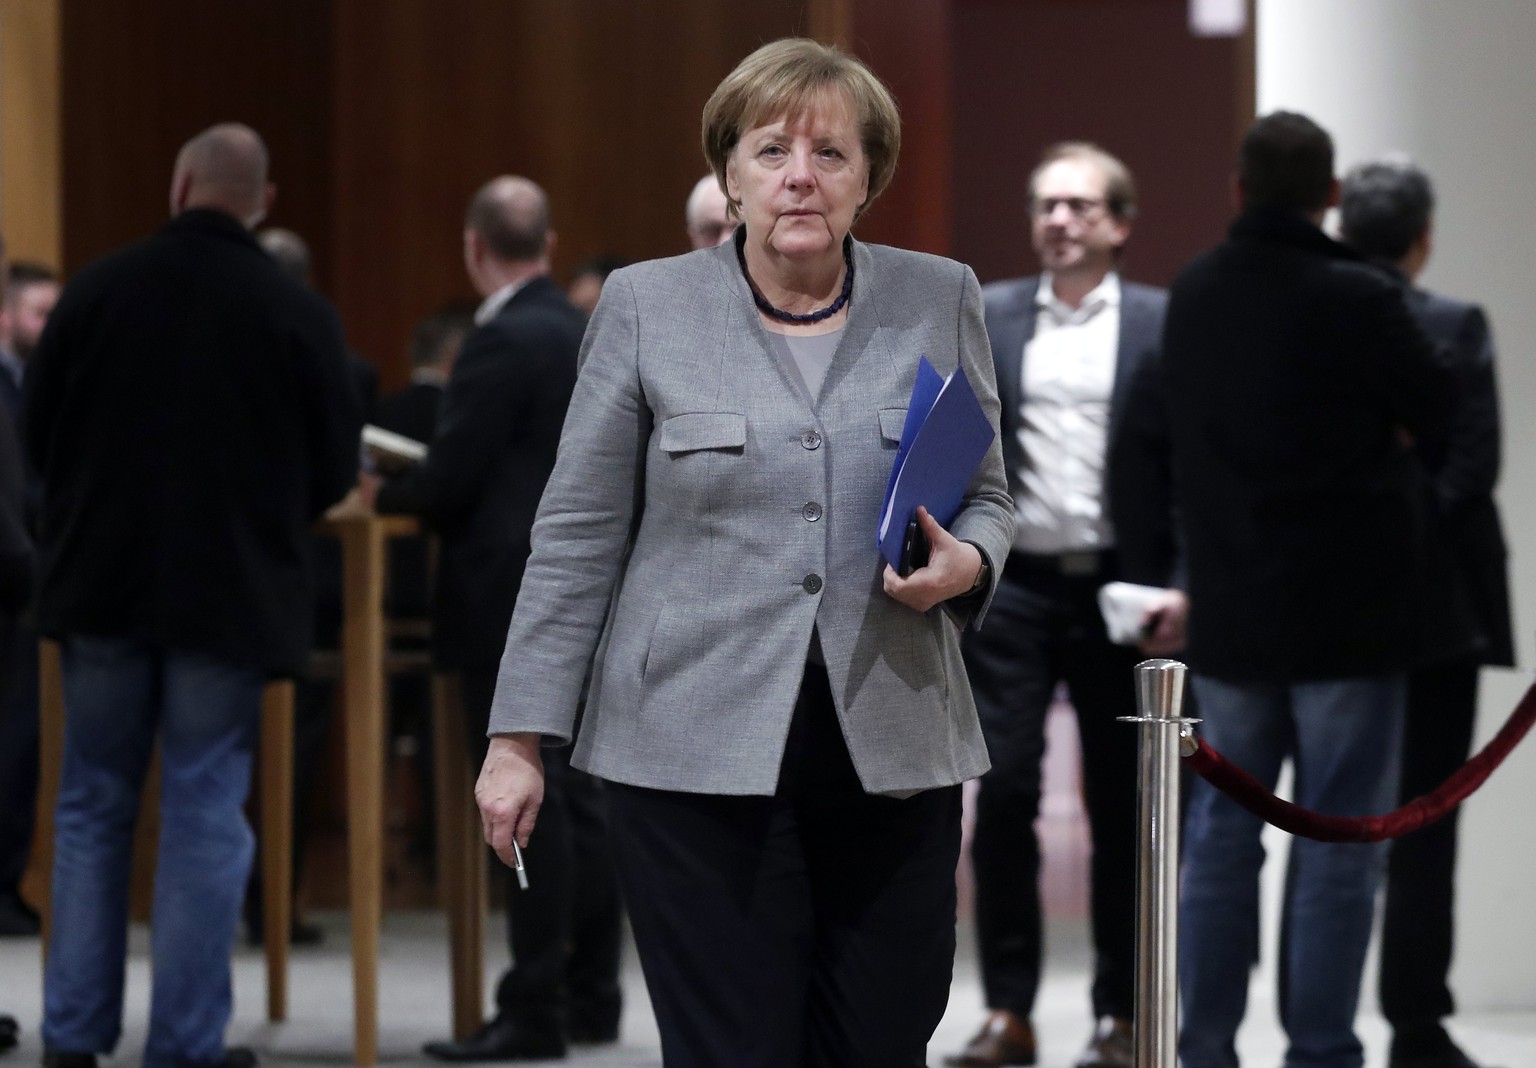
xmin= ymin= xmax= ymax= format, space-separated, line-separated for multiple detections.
xmin=474 ymin=280 xmax=526 ymax=326
xmin=1012 ymin=271 xmax=1120 ymax=554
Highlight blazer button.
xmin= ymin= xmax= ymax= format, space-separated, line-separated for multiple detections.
xmin=803 ymin=573 xmax=823 ymax=594
xmin=802 ymin=502 xmax=823 ymax=522
xmin=801 ymin=430 xmax=822 ymax=450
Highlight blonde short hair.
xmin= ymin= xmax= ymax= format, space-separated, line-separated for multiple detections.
xmin=701 ymin=38 xmax=901 ymax=222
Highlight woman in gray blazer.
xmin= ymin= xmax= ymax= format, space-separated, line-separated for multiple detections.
xmin=477 ymin=38 xmax=1014 ymax=1067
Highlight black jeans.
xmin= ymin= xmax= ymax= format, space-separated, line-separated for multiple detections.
xmin=962 ymin=556 xmax=1141 ymax=1021
xmin=607 ymin=663 xmax=961 ymax=1068
xmin=461 ymin=667 xmax=624 ymax=1037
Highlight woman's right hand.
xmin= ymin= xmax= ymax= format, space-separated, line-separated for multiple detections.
xmin=475 ymin=732 xmax=545 ymax=868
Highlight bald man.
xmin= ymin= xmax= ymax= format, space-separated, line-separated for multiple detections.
xmin=375 ymin=176 xmax=622 ymax=1061
xmin=26 ymin=123 xmax=362 ymax=1068
xmin=685 ymin=173 xmax=737 ymax=250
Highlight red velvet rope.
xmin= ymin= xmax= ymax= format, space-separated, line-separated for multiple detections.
xmin=1183 ymin=677 xmax=1536 ymax=843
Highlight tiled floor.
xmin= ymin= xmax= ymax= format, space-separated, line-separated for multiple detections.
xmin=6 ymin=702 xmax=1533 ymax=1066
xmin=3 ymin=908 xmax=1534 ymax=1068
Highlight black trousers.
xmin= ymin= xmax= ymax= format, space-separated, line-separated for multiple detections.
xmin=606 ymin=664 xmax=961 ymax=1068
xmin=1379 ymin=658 xmax=1481 ymax=1037
xmin=461 ymin=668 xmax=624 ymax=1037
xmin=0 ymin=617 xmax=39 ymax=898
xmin=962 ymin=555 xmax=1140 ymax=1021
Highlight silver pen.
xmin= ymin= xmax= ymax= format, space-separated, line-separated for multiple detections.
xmin=510 ymin=839 xmax=530 ymax=891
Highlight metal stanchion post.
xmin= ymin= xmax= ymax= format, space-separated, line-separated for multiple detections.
xmin=1122 ymin=659 xmax=1199 ymax=1068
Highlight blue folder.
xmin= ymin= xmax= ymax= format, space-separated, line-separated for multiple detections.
xmin=877 ymin=356 xmax=996 ymax=569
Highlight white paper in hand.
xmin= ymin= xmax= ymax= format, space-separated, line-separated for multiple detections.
xmin=1097 ymin=581 xmax=1169 ymax=646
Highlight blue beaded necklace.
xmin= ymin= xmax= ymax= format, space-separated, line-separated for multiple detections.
xmin=736 ymin=232 xmax=854 ymax=325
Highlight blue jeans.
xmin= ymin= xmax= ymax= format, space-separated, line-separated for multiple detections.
xmin=43 ymin=636 xmax=265 ymax=1068
xmin=1179 ymin=674 xmax=1404 ymax=1068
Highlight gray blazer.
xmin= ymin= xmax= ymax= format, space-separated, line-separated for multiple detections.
xmin=487 ymin=237 xmax=1015 ymax=796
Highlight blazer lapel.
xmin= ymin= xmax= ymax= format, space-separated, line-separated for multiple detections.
xmin=1108 ymin=284 xmax=1152 ymax=445
xmin=818 ymin=238 xmax=885 ymax=405
xmin=990 ymin=276 xmax=1039 ymax=448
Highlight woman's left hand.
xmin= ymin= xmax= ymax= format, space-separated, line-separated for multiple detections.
xmin=882 ymin=506 xmax=985 ymax=613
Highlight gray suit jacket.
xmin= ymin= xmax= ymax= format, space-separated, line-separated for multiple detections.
xmin=487 ymin=237 xmax=1015 ymax=795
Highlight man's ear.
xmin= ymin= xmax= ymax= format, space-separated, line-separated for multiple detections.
xmin=169 ymin=169 xmax=192 ymax=216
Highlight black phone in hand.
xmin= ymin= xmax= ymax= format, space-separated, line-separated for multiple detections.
xmin=898 ymin=517 xmax=930 ymax=577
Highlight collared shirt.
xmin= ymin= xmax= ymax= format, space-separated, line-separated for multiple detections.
xmin=409 ymin=367 xmax=449 ymax=387
xmin=1012 ymin=271 xmax=1120 ymax=554
xmin=474 ymin=280 xmax=526 ymax=326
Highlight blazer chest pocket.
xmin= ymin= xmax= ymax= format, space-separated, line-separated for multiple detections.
xmin=878 ymin=407 xmax=908 ymax=446
xmin=659 ymin=412 xmax=747 ymax=455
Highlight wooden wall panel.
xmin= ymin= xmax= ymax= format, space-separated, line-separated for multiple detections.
xmin=59 ymin=1 xmax=334 ymax=283
xmin=1 ymin=0 xmax=62 ymax=269
xmin=835 ymin=0 xmax=954 ymax=256
xmin=329 ymin=0 xmax=811 ymax=387
xmin=952 ymin=0 xmax=1251 ymax=287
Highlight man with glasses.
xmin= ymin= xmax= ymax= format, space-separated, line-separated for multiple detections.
xmin=948 ymin=142 xmax=1184 ymax=1068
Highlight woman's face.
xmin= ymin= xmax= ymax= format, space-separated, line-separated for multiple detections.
xmin=726 ymin=91 xmax=870 ymax=264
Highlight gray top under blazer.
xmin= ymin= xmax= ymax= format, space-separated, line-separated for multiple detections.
xmin=487 ymin=236 xmax=1016 ymax=796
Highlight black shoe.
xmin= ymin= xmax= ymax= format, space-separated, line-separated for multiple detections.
xmin=41 ymin=1051 xmax=97 ymax=1068
xmin=183 ymin=1049 xmax=257 ymax=1068
xmin=567 ymin=1019 xmax=619 ymax=1046
xmin=1389 ymin=1032 xmax=1498 ymax=1068
xmin=568 ymin=997 xmax=621 ymax=1045
xmin=0 ymin=893 xmax=40 ymax=938
xmin=0 ymin=1015 xmax=17 ymax=1054
xmin=422 ymin=1016 xmax=565 ymax=1062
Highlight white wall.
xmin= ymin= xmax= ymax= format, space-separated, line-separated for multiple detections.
xmin=1257 ymin=0 xmax=1536 ymax=1011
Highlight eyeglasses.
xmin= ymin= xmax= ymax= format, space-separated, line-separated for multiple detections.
xmin=1032 ymin=196 xmax=1108 ymax=219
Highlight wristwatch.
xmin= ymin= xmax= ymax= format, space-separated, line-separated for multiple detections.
xmin=965 ymin=549 xmax=991 ymax=595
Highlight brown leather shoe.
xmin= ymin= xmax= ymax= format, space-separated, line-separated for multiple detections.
xmin=1074 ymin=1016 xmax=1133 ymax=1068
xmin=945 ymin=1010 xmax=1037 ymax=1067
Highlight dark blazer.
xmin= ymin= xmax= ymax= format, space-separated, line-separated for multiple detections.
xmin=24 ymin=209 xmax=363 ymax=676
xmin=981 ymin=273 xmax=1176 ymax=585
xmin=1395 ymin=278 xmax=1514 ymax=667
xmin=0 ymin=403 xmax=32 ymax=614
xmin=373 ymin=379 xmax=445 ymax=623
xmin=377 ymin=275 xmax=585 ymax=671
xmin=374 ymin=380 xmax=444 ymax=446
xmin=1155 ymin=209 xmax=1452 ymax=682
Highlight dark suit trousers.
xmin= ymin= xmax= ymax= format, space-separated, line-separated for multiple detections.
xmin=461 ymin=668 xmax=624 ymax=1036
xmin=963 ymin=554 xmax=1140 ymax=1021
xmin=1379 ymin=658 xmax=1481 ymax=1036
xmin=0 ymin=617 xmax=40 ymax=896
xmin=606 ymin=664 xmax=961 ymax=1068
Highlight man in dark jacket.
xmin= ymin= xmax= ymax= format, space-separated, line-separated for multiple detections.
xmin=25 ymin=124 xmax=362 ymax=1068
xmin=375 ymin=176 xmax=622 ymax=1062
xmin=1340 ymin=158 xmax=1513 ymax=1068
xmin=1145 ymin=113 xmax=1450 ymax=1068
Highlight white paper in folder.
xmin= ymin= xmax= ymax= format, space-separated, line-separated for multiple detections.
xmin=362 ymin=424 xmax=428 ymax=463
